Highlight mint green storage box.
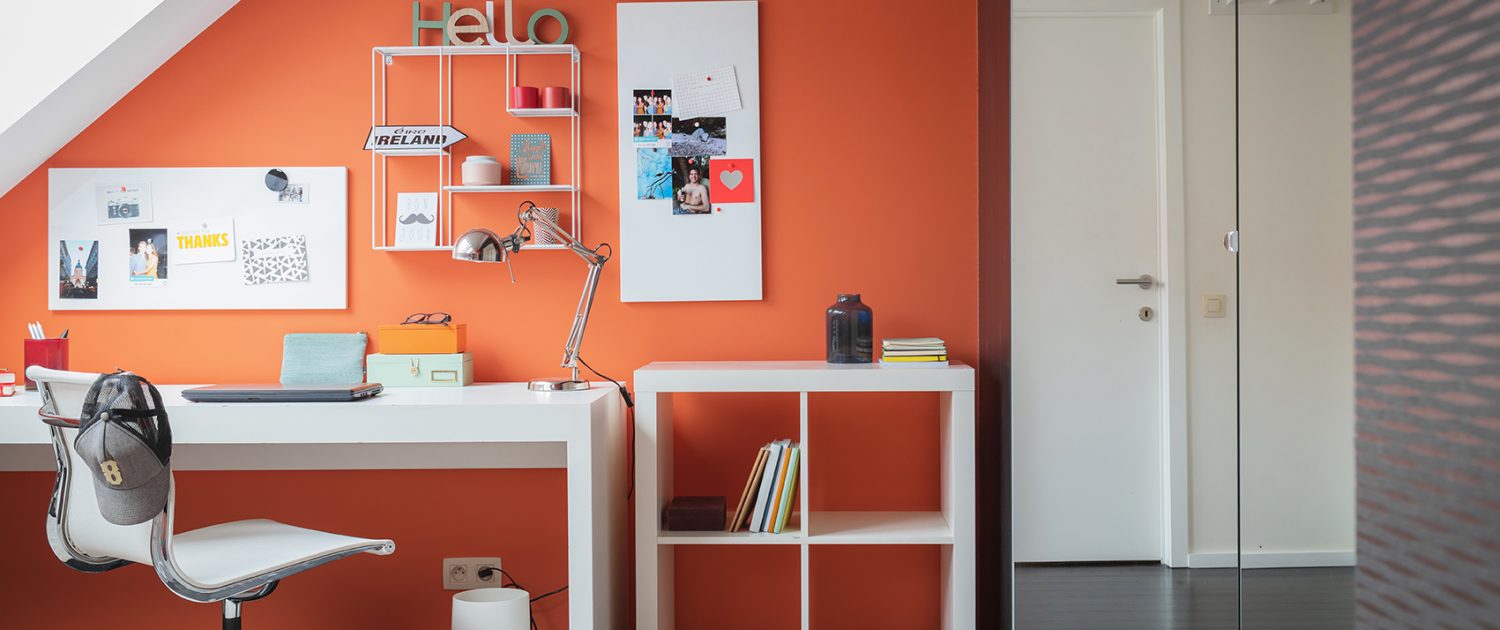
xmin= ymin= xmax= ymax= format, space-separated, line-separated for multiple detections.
xmin=366 ymin=352 xmax=474 ymax=387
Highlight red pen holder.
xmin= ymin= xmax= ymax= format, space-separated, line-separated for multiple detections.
xmin=23 ymin=338 xmax=68 ymax=390
xmin=511 ymin=86 xmax=540 ymax=109
xmin=541 ymin=86 xmax=570 ymax=109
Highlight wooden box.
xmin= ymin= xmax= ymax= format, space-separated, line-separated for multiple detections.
xmin=662 ymin=496 xmax=726 ymax=531
xmin=378 ymin=324 xmax=466 ymax=354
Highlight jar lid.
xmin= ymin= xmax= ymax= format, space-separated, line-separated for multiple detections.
xmin=465 ymin=155 xmax=499 ymax=163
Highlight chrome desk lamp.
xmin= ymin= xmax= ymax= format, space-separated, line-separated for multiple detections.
xmin=452 ymin=200 xmax=610 ymax=392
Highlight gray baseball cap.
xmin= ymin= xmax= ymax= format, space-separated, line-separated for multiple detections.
xmin=73 ymin=373 xmax=172 ymax=526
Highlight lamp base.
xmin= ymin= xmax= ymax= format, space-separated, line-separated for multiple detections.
xmin=528 ymin=378 xmax=590 ymax=392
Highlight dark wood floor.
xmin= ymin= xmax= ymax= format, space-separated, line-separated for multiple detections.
xmin=1015 ymin=564 xmax=1355 ymax=629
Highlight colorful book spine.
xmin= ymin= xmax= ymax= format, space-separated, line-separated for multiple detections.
xmin=749 ymin=441 xmax=786 ymax=532
xmin=764 ymin=443 xmax=793 ymax=532
xmin=774 ymin=445 xmax=800 ymax=534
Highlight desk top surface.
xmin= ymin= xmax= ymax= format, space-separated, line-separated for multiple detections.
xmin=0 ymin=382 xmax=616 ymax=410
xmin=0 ymin=383 xmax=619 ymax=446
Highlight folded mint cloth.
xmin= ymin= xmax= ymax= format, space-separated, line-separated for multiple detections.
xmin=280 ymin=333 xmax=367 ymax=385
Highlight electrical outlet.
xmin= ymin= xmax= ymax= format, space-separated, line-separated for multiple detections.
xmin=475 ymin=560 xmax=503 ymax=586
xmin=443 ymin=557 xmax=502 ymax=590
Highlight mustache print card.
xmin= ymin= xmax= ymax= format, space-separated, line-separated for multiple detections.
xmin=395 ymin=192 xmax=439 ymax=248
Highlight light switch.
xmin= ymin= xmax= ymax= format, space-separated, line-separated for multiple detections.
xmin=1204 ymin=294 xmax=1226 ymax=318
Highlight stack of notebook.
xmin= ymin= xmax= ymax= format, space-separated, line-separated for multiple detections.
xmin=727 ymin=440 xmax=801 ymax=534
xmin=880 ymin=337 xmax=948 ymax=366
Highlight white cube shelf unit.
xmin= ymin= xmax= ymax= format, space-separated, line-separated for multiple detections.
xmin=634 ymin=361 xmax=976 ymax=630
xmin=369 ymin=44 xmax=581 ymax=252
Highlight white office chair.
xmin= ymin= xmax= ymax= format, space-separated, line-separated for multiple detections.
xmin=28 ymin=366 xmax=395 ymax=629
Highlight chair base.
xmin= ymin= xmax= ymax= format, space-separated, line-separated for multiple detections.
xmin=223 ymin=581 xmax=277 ymax=629
xmin=223 ymin=600 xmax=241 ymax=630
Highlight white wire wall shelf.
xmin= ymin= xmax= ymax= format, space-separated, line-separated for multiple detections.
xmin=445 ymin=184 xmax=576 ymax=193
xmin=373 ymin=147 xmax=449 ymax=157
xmin=507 ymin=107 xmax=577 ymax=118
xmin=370 ymin=44 xmax=581 ymax=252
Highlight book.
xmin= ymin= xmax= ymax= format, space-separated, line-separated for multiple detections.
xmin=879 ymin=360 xmax=949 ymax=368
xmin=749 ymin=440 xmax=787 ymax=533
xmin=765 ymin=442 xmax=794 ymax=532
xmin=727 ymin=447 xmax=770 ymax=532
xmin=881 ymin=349 xmax=949 ymax=357
xmin=773 ymin=445 xmax=800 ymax=534
xmin=509 ymin=133 xmax=551 ymax=185
xmin=883 ymin=337 xmax=946 ymax=350
xmin=880 ymin=355 xmax=948 ymax=362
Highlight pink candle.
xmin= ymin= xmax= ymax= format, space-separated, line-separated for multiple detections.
xmin=511 ymin=86 xmax=540 ymax=109
xmin=541 ymin=86 xmax=570 ymax=109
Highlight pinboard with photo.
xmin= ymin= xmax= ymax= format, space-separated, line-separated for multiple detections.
xmin=48 ymin=166 xmax=348 ymax=310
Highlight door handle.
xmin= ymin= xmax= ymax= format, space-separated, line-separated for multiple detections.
xmin=1116 ymin=274 xmax=1155 ymax=290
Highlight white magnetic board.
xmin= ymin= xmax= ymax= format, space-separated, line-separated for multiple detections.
xmin=617 ymin=1 xmax=763 ymax=302
xmin=48 ymin=167 xmax=348 ymax=310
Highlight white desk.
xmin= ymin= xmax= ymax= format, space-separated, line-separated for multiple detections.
xmin=0 ymin=383 xmax=627 ymax=630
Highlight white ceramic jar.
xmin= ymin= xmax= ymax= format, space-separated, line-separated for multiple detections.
xmin=461 ymin=156 xmax=503 ymax=186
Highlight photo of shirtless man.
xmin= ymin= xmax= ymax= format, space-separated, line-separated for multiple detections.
xmin=672 ymin=158 xmax=712 ymax=215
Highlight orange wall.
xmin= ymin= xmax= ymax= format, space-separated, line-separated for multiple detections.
xmin=0 ymin=1 xmax=979 ymax=628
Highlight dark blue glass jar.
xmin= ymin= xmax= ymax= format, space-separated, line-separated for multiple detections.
xmin=826 ymin=294 xmax=873 ymax=363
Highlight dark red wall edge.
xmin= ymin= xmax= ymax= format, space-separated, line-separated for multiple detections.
xmin=977 ymin=0 xmax=1011 ymax=627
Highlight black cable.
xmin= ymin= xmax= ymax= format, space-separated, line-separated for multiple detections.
xmin=576 ymin=355 xmax=636 ymax=502
xmin=530 ymin=584 xmax=569 ymax=602
xmin=477 ymin=567 xmax=566 ymax=630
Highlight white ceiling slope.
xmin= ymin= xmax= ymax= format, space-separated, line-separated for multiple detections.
xmin=0 ymin=0 xmax=240 ymax=198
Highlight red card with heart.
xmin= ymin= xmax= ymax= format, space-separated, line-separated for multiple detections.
xmin=709 ymin=158 xmax=755 ymax=203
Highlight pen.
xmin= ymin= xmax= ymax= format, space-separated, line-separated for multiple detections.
xmin=36 ymin=322 xmax=46 ymax=340
xmin=61 ymin=329 xmax=69 ymax=339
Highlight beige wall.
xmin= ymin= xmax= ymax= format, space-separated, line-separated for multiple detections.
xmin=1182 ymin=0 xmax=1356 ymax=562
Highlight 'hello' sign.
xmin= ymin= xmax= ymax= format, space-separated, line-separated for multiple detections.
xmin=413 ymin=1 xmax=571 ymax=46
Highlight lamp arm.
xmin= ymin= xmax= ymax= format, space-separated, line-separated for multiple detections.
xmin=517 ymin=204 xmax=609 ymax=374
xmin=519 ymin=206 xmax=606 ymax=266
xmin=562 ymin=260 xmax=603 ymax=372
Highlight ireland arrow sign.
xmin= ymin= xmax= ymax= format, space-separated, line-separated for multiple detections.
xmin=364 ymin=125 xmax=468 ymax=151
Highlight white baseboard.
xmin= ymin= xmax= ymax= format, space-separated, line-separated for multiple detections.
xmin=1188 ymin=550 xmax=1356 ymax=569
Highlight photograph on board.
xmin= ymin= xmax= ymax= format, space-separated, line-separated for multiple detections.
xmin=672 ymin=156 xmax=712 ymax=215
xmin=670 ymin=117 xmax=727 ymax=157
xmin=58 ymin=240 xmax=99 ymax=300
xmin=632 ymin=89 xmax=672 ymax=116
xmin=277 ymin=183 xmax=308 ymax=203
xmin=95 ymin=183 xmax=154 ymax=225
xmin=128 ymin=228 xmax=169 ymax=285
xmin=633 ymin=115 xmax=672 ymax=144
xmin=637 ymin=148 xmax=673 ymax=200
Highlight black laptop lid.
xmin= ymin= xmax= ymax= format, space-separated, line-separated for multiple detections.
xmin=182 ymin=383 xmax=382 ymax=402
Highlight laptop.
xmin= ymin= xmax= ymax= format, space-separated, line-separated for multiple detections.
xmin=182 ymin=383 xmax=384 ymax=403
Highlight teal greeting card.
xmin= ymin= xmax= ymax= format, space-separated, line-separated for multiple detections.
xmin=509 ymin=134 xmax=551 ymax=185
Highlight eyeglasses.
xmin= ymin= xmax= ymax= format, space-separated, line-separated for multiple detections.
xmin=402 ymin=312 xmax=452 ymax=325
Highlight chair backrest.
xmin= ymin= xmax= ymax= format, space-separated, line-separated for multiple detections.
xmin=29 ymin=366 xmax=162 ymax=565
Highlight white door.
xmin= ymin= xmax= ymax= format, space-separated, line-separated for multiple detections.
xmin=1012 ymin=6 xmax=1172 ymax=562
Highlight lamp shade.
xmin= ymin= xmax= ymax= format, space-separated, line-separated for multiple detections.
xmin=452 ymin=588 xmax=529 ymax=630
xmin=452 ymin=228 xmax=507 ymax=263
